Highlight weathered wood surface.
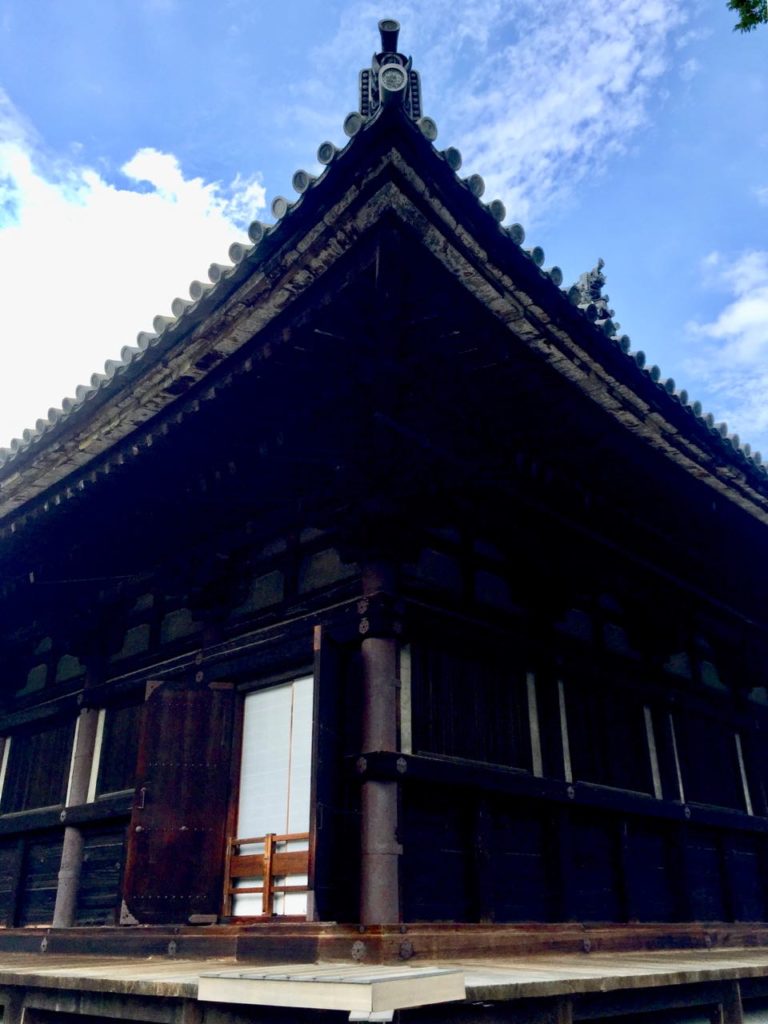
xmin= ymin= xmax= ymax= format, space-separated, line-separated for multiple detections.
xmin=453 ymin=949 xmax=768 ymax=1000
xmin=223 ymin=832 xmax=311 ymax=917
xmin=0 ymin=953 xmax=214 ymax=996
xmin=122 ymin=677 xmax=235 ymax=924
xmin=0 ymin=947 xmax=767 ymax=1005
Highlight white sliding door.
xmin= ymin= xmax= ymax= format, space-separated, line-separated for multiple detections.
xmin=233 ymin=675 xmax=313 ymax=915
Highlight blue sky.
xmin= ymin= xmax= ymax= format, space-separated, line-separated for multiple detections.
xmin=0 ymin=0 xmax=766 ymax=455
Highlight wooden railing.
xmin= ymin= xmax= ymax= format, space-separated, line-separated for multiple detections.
xmin=223 ymin=832 xmax=309 ymax=917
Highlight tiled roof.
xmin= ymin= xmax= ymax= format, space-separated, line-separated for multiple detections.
xmin=0 ymin=19 xmax=763 ymax=487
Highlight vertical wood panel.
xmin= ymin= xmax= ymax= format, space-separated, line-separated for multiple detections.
xmin=1 ymin=720 xmax=75 ymax=814
xmin=0 ymin=839 xmax=24 ymax=927
xmin=684 ymin=826 xmax=727 ymax=921
xmin=624 ymin=820 xmax=676 ymax=922
xmin=410 ymin=642 xmax=530 ymax=769
xmin=96 ymin=703 xmax=142 ymax=796
xmin=311 ymin=629 xmax=360 ymax=923
xmin=723 ymin=835 xmax=766 ymax=921
xmin=402 ymin=783 xmax=473 ymax=922
xmin=18 ymin=834 xmax=64 ymax=926
xmin=122 ymin=677 xmax=234 ymax=924
xmin=568 ymin=809 xmax=621 ymax=923
xmin=487 ymin=798 xmax=552 ymax=922
xmin=74 ymin=825 xmax=127 ymax=926
xmin=678 ymin=709 xmax=744 ymax=811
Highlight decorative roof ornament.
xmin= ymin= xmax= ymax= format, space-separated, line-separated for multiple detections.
xmin=569 ymin=258 xmax=620 ymax=338
xmin=575 ymin=257 xmax=607 ymax=305
xmin=344 ymin=19 xmax=423 ymax=135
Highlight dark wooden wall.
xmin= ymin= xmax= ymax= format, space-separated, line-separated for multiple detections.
xmin=398 ymin=610 xmax=768 ymax=925
xmin=1 ymin=492 xmax=767 ymax=931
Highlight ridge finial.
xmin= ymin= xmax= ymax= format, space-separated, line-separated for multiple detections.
xmin=355 ymin=18 xmax=422 ymax=122
xmin=378 ymin=18 xmax=400 ymax=52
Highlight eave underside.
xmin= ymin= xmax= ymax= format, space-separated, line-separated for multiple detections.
xmin=1 ymin=210 xmax=766 ymax=659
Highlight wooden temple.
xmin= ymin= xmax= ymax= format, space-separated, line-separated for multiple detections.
xmin=1 ymin=17 xmax=768 ymax=1024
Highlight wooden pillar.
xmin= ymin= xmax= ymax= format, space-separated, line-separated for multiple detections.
xmin=0 ymin=989 xmax=24 ymax=1024
xmin=555 ymin=999 xmax=574 ymax=1024
xmin=718 ymin=981 xmax=744 ymax=1024
xmin=359 ymin=562 xmax=402 ymax=925
xmin=180 ymin=997 xmax=204 ymax=1024
xmin=52 ymin=706 xmax=100 ymax=928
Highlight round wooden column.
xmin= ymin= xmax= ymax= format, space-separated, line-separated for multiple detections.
xmin=52 ymin=706 xmax=100 ymax=928
xmin=359 ymin=562 xmax=402 ymax=925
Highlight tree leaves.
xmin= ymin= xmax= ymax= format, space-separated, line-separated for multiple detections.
xmin=727 ymin=0 xmax=767 ymax=32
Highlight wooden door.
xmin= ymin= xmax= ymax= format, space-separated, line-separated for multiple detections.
xmin=122 ymin=677 xmax=234 ymax=924
xmin=311 ymin=627 xmax=361 ymax=922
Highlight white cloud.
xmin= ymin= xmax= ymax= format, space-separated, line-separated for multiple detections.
xmin=444 ymin=0 xmax=686 ymax=221
xmin=690 ymin=250 xmax=768 ymax=360
xmin=302 ymin=0 xmax=686 ymax=223
xmin=754 ymin=185 xmax=768 ymax=207
xmin=0 ymin=93 xmax=265 ymax=448
xmin=679 ymin=57 xmax=701 ymax=81
xmin=674 ymin=18 xmax=712 ymax=49
xmin=685 ymin=250 xmax=768 ymax=451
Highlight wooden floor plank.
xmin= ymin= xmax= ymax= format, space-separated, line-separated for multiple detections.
xmin=0 ymin=947 xmax=767 ymax=1007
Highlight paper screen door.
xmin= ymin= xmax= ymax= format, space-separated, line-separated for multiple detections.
xmin=232 ymin=676 xmax=313 ymax=915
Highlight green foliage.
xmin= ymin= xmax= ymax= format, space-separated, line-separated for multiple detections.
xmin=727 ymin=0 xmax=767 ymax=31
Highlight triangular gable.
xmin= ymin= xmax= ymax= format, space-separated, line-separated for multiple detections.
xmin=1 ymin=21 xmax=766 ymax=535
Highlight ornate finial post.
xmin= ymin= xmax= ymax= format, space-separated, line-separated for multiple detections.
xmin=378 ymin=17 xmax=400 ymax=52
xmin=355 ymin=18 xmax=422 ymax=123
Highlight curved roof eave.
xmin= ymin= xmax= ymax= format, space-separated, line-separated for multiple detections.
xmin=0 ymin=92 xmax=766 ymax=533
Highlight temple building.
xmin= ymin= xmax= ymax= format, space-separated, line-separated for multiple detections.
xmin=2 ymin=17 xmax=768 ymax=1024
